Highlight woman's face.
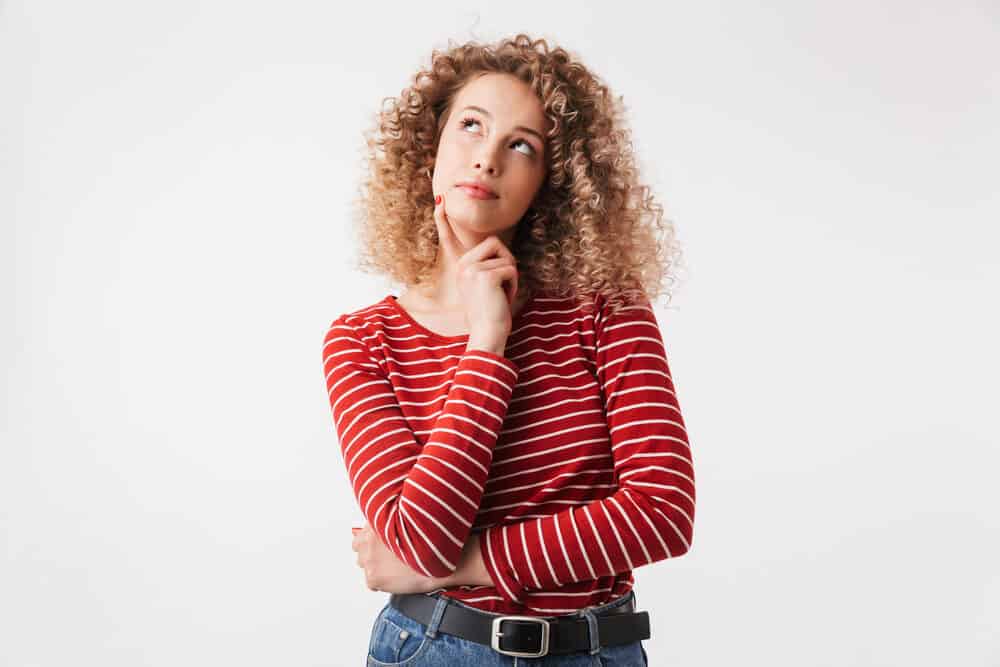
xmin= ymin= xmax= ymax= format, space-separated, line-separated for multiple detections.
xmin=431 ymin=72 xmax=548 ymax=242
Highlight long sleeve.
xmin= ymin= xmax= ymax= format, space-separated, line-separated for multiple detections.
xmin=479 ymin=294 xmax=695 ymax=604
xmin=322 ymin=315 xmax=520 ymax=578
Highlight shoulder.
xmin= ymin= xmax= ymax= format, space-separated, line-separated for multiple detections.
xmin=589 ymin=290 xmax=661 ymax=339
xmin=322 ymin=295 xmax=397 ymax=352
xmin=528 ymin=287 xmax=595 ymax=312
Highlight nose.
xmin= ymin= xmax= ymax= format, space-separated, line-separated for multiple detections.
xmin=473 ymin=143 xmax=502 ymax=176
xmin=473 ymin=158 xmax=498 ymax=176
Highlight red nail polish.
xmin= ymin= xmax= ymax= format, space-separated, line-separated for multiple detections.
xmin=434 ymin=194 xmax=441 ymax=206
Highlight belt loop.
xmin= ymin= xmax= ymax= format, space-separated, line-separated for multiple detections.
xmin=575 ymin=607 xmax=600 ymax=655
xmin=424 ymin=594 xmax=449 ymax=639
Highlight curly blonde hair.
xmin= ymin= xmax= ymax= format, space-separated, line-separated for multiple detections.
xmin=350 ymin=33 xmax=684 ymax=317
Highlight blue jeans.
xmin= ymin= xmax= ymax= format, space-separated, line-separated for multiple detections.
xmin=366 ymin=589 xmax=649 ymax=666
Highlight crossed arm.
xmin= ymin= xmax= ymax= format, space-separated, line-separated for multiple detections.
xmin=350 ymin=524 xmax=490 ymax=594
xmin=438 ymin=532 xmax=491 ymax=586
xmin=338 ymin=294 xmax=695 ymax=599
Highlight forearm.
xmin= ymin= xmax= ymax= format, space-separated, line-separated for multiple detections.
xmin=432 ymin=532 xmax=493 ymax=588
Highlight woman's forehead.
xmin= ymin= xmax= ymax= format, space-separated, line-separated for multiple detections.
xmin=453 ymin=73 xmax=547 ymax=131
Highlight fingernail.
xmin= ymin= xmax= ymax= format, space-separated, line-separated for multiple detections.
xmin=434 ymin=194 xmax=441 ymax=206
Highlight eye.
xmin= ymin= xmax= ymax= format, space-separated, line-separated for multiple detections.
xmin=512 ymin=139 xmax=535 ymax=156
xmin=460 ymin=117 xmax=536 ymax=157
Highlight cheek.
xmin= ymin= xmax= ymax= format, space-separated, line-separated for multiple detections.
xmin=512 ymin=170 xmax=544 ymax=203
xmin=436 ymin=136 xmax=463 ymax=162
xmin=432 ymin=146 xmax=459 ymax=182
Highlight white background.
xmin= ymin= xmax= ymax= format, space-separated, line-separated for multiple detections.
xmin=2 ymin=1 xmax=998 ymax=665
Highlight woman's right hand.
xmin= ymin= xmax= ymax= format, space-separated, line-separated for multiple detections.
xmin=433 ymin=192 xmax=519 ymax=346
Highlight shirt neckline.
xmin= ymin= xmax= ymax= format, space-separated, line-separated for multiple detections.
xmin=384 ymin=291 xmax=536 ymax=343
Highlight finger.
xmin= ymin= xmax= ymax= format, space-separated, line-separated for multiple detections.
xmin=459 ymin=235 xmax=518 ymax=267
xmin=485 ymin=265 xmax=519 ymax=306
xmin=473 ymin=257 xmax=516 ymax=273
xmin=489 ymin=263 xmax=518 ymax=307
xmin=460 ymin=254 xmax=515 ymax=294
xmin=433 ymin=192 xmax=463 ymax=259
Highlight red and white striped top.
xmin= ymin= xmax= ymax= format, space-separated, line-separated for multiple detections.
xmin=321 ymin=288 xmax=695 ymax=616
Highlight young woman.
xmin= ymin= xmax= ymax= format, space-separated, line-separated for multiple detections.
xmin=323 ymin=33 xmax=695 ymax=666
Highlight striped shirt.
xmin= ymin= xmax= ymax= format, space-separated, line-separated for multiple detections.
xmin=321 ymin=288 xmax=695 ymax=616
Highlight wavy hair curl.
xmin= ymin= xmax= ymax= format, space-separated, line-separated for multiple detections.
xmin=351 ymin=33 xmax=684 ymax=317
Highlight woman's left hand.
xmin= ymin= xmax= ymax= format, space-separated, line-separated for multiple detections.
xmin=351 ymin=524 xmax=445 ymax=594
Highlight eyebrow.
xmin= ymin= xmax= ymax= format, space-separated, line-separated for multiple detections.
xmin=461 ymin=105 xmax=545 ymax=145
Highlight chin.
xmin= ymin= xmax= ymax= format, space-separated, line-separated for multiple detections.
xmin=452 ymin=210 xmax=511 ymax=231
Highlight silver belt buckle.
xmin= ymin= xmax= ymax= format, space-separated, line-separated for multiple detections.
xmin=491 ymin=615 xmax=550 ymax=658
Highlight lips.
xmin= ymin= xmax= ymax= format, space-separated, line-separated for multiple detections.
xmin=456 ymin=182 xmax=498 ymax=199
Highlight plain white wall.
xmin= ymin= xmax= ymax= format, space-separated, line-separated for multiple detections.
xmin=2 ymin=1 xmax=998 ymax=665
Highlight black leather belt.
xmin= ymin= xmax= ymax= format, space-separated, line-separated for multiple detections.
xmin=388 ymin=591 xmax=650 ymax=658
